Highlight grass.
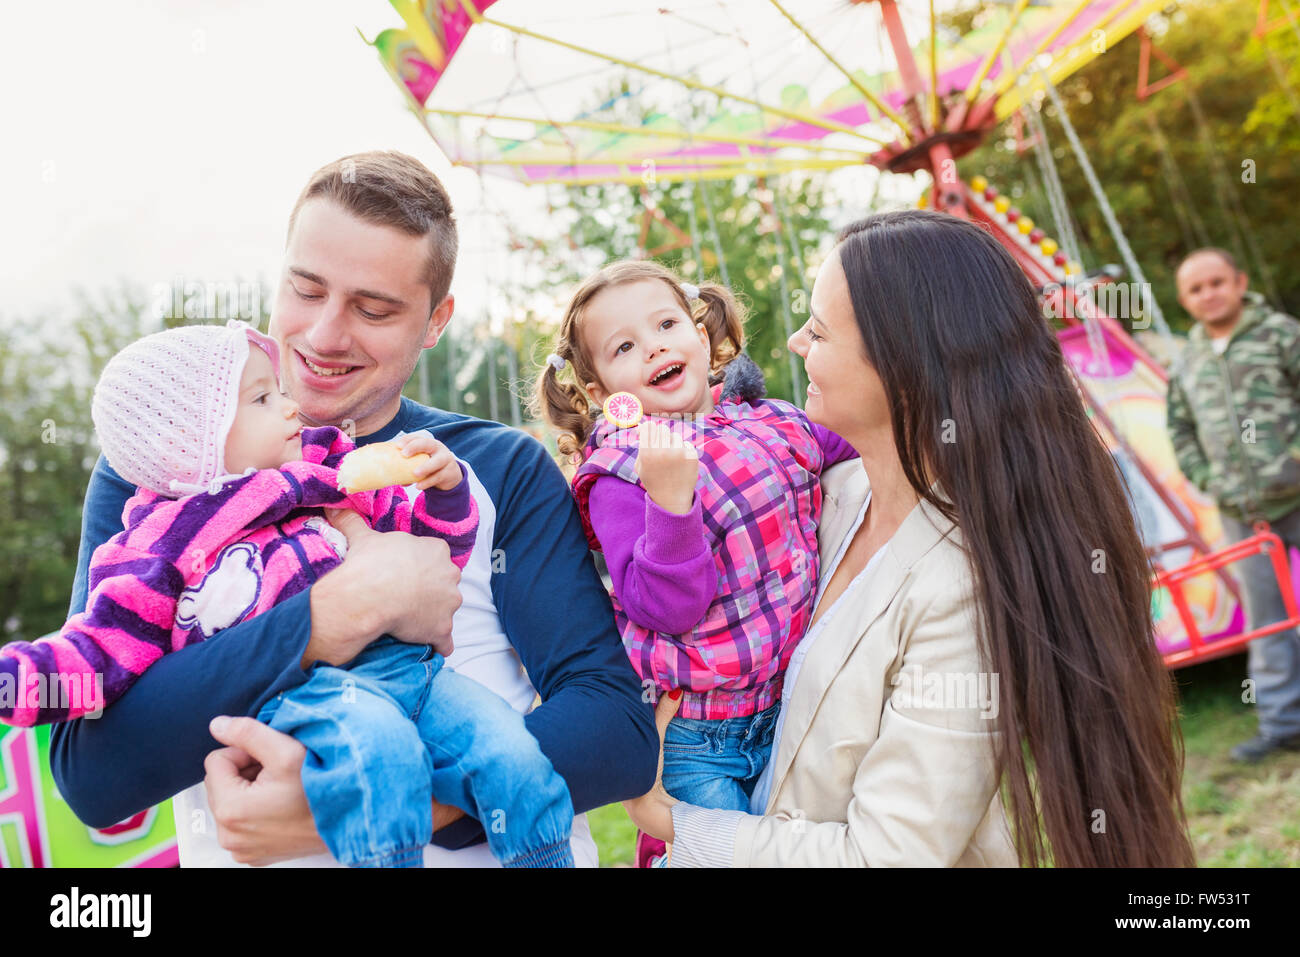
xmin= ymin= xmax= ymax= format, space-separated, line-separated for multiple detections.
xmin=589 ymin=802 xmax=638 ymax=867
xmin=587 ymin=652 xmax=1300 ymax=867
xmin=1175 ymin=653 xmax=1300 ymax=867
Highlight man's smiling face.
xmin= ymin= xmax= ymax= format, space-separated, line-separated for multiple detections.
xmin=269 ymin=198 xmax=453 ymax=436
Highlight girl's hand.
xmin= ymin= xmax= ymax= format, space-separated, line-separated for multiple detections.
xmin=622 ymin=689 xmax=683 ymax=844
xmin=396 ymin=431 xmax=463 ymax=492
xmin=634 ymin=421 xmax=700 ymax=515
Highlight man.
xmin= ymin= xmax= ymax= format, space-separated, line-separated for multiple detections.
xmin=1167 ymin=247 xmax=1300 ymax=763
xmin=52 ymin=151 xmax=657 ymax=865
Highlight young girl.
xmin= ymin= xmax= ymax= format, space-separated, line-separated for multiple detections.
xmin=2 ymin=320 xmax=573 ymax=868
xmin=535 ymin=262 xmax=855 ymax=858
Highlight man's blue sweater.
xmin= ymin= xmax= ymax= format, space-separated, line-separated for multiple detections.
xmin=51 ymin=397 xmax=657 ymax=850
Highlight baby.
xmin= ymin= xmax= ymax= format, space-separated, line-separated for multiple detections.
xmin=1 ymin=320 xmax=573 ymax=868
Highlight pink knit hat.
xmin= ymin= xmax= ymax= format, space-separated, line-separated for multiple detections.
xmin=91 ymin=320 xmax=282 ymax=497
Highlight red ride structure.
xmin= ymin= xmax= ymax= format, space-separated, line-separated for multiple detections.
xmin=858 ymin=0 xmax=1300 ymax=668
xmin=369 ymin=0 xmax=1300 ymax=668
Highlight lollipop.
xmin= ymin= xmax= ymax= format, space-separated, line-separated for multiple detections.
xmin=602 ymin=391 xmax=644 ymax=428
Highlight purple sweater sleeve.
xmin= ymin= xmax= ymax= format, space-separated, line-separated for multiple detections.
xmin=363 ymin=463 xmax=479 ymax=570
xmin=811 ymin=423 xmax=858 ymax=468
xmin=587 ymin=476 xmax=717 ymax=636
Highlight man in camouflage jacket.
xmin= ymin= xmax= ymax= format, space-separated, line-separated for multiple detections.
xmin=1167 ymin=248 xmax=1300 ymax=762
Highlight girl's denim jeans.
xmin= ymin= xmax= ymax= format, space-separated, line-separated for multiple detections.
xmin=258 ymin=637 xmax=574 ymax=867
xmin=660 ymin=702 xmax=779 ymax=811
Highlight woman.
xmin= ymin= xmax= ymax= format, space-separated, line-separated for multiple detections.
xmin=625 ymin=209 xmax=1196 ymax=867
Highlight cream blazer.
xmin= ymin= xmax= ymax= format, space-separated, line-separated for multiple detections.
xmin=731 ymin=461 xmax=1019 ymax=866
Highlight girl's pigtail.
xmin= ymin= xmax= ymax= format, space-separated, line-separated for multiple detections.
xmin=693 ymin=283 xmax=747 ymax=373
xmin=531 ymin=356 xmax=597 ymax=459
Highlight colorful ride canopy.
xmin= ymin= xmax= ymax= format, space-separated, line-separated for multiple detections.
xmin=369 ymin=0 xmax=1170 ymax=186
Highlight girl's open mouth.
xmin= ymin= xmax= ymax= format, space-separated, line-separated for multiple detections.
xmin=648 ymin=363 xmax=685 ymax=388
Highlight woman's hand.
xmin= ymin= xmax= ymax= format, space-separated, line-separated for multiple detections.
xmin=621 ymin=689 xmax=683 ymax=843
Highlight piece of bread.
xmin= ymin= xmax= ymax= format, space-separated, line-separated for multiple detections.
xmin=336 ymin=441 xmax=430 ymax=493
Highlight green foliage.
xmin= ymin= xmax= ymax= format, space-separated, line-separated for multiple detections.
xmin=960 ymin=0 xmax=1300 ymax=331
xmin=402 ymin=314 xmax=558 ymax=442
xmin=0 ymin=288 xmax=154 ymax=642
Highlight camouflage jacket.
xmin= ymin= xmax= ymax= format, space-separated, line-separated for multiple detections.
xmin=1166 ymin=298 xmax=1300 ymax=522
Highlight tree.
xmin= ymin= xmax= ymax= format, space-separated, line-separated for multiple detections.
xmin=958 ymin=0 xmax=1300 ymax=331
xmin=0 ymin=290 xmax=147 ymax=641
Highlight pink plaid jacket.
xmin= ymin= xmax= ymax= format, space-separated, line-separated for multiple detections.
xmin=573 ymin=398 xmax=826 ymax=720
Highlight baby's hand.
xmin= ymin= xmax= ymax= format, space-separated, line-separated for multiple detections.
xmin=396 ymin=431 xmax=463 ymax=492
xmin=634 ymin=421 xmax=701 ymax=515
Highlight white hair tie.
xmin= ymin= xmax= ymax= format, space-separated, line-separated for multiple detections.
xmin=546 ymin=353 xmax=567 ymax=371
xmin=680 ymin=282 xmax=700 ymax=300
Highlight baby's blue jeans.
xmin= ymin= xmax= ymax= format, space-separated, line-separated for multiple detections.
xmin=660 ymin=702 xmax=779 ymax=811
xmin=257 ymin=637 xmax=574 ymax=867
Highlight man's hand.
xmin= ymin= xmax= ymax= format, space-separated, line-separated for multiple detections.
xmin=301 ymin=508 xmax=461 ymax=667
xmin=634 ymin=421 xmax=701 ymax=515
xmin=206 ymin=715 xmax=466 ymax=865
xmin=205 ymin=716 xmax=326 ymax=866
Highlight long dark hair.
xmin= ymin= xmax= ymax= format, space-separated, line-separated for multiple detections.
xmin=836 ymin=209 xmax=1194 ymax=867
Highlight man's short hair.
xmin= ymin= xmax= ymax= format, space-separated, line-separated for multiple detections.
xmin=1178 ymin=246 xmax=1240 ymax=275
xmin=287 ymin=151 xmax=458 ymax=313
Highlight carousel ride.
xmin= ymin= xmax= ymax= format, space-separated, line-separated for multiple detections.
xmin=367 ymin=0 xmax=1300 ymax=669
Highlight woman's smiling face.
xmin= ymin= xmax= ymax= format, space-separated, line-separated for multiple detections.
xmin=789 ymin=249 xmax=888 ymax=448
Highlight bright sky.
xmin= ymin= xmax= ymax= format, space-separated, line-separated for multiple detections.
xmin=0 ymin=1 xmax=919 ymax=329
xmin=0 ymin=1 xmax=506 ymax=325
